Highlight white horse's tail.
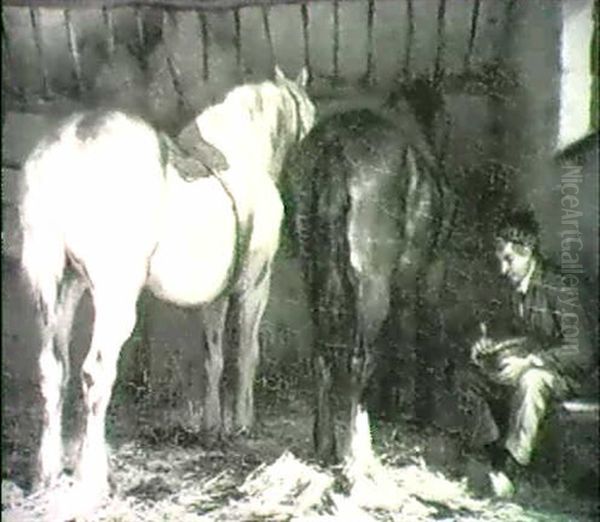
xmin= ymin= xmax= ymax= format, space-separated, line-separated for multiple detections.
xmin=20 ymin=153 xmax=66 ymax=324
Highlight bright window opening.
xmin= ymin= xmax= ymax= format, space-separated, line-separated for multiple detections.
xmin=558 ymin=0 xmax=595 ymax=150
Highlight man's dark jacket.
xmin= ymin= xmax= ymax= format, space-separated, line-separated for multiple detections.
xmin=508 ymin=258 xmax=596 ymax=392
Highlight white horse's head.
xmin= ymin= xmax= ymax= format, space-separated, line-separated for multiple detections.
xmin=193 ymin=67 xmax=316 ymax=183
xmin=273 ymin=65 xmax=316 ymax=145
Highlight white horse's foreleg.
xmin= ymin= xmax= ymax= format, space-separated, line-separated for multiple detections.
xmin=76 ymin=284 xmax=139 ymax=501
xmin=235 ymin=270 xmax=271 ymax=432
xmin=201 ymin=297 xmax=229 ymax=433
xmin=35 ymin=276 xmax=86 ymax=490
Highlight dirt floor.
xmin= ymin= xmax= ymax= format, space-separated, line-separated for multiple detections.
xmin=2 ymin=376 xmax=599 ymax=522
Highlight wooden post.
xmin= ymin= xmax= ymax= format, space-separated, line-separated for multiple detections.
xmin=332 ymin=0 xmax=339 ymax=83
xmin=233 ymin=8 xmax=241 ymax=72
xmin=433 ymin=0 xmax=447 ymax=87
xmin=261 ymin=6 xmax=275 ymax=71
xmin=64 ymin=8 xmax=84 ymax=95
xmin=365 ymin=0 xmax=375 ymax=85
xmin=306 ymin=2 xmax=334 ymax=87
xmin=102 ymin=6 xmax=115 ymax=60
xmin=198 ymin=11 xmax=209 ymax=81
xmin=373 ymin=1 xmax=406 ymax=87
xmin=29 ymin=7 xmax=51 ymax=98
xmin=135 ymin=6 xmax=145 ymax=50
xmin=1 ymin=13 xmax=24 ymax=101
xmin=300 ymin=3 xmax=311 ymax=82
xmin=161 ymin=8 xmax=189 ymax=113
xmin=464 ymin=0 xmax=481 ymax=70
xmin=403 ymin=0 xmax=414 ymax=78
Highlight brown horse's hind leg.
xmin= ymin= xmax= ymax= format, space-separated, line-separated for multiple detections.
xmin=414 ymin=258 xmax=448 ymax=424
xmin=314 ymin=350 xmax=338 ymax=464
xmin=343 ymin=275 xmax=391 ymax=473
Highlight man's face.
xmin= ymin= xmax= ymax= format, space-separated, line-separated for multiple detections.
xmin=495 ymin=240 xmax=533 ymax=288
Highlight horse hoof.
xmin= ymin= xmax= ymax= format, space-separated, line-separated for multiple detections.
xmin=201 ymin=428 xmax=225 ymax=449
xmin=488 ymin=470 xmax=515 ymax=498
xmin=30 ymin=471 xmax=63 ymax=495
xmin=25 ymin=475 xmax=107 ymax=522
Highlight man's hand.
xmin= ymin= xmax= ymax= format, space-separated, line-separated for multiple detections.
xmin=470 ymin=336 xmax=496 ymax=366
xmin=496 ymin=355 xmax=537 ymax=385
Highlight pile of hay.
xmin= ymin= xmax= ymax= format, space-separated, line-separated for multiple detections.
xmin=199 ymin=449 xmax=546 ymax=522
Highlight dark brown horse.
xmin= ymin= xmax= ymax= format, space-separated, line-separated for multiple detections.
xmin=283 ymin=92 xmax=459 ymax=464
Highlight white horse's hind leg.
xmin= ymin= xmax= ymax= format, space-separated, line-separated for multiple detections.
xmin=55 ymin=276 xmax=87 ymax=384
xmin=235 ymin=269 xmax=271 ymax=432
xmin=35 ymin=275 xmax=86 ymax=490
xmin=201 ymin=297 xmax=229 ymax=433
xmin=36 ymin=327 xmax=64 ymax=490
xmin=75 ymin=282 xmax=140 ymax=505
xmin=55 ymin=275 xmax=87 ymax=469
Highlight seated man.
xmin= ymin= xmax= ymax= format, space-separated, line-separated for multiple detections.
xmin=461 ymin=209 xmax=596 ymax=496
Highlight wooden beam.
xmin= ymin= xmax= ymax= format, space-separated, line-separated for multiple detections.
xmin=2 ymin=0 xmax=327 ymax=11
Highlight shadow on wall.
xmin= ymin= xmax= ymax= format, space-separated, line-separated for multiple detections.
xmin=2 ymin=257 xmax=43 ymax=486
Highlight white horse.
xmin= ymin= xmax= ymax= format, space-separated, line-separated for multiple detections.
xmin=19 ymin=66 xmax=315 ymax=513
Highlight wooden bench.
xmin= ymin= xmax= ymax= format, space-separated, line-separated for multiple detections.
xmin=536 ymin=398 xmax=599 ymax=497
